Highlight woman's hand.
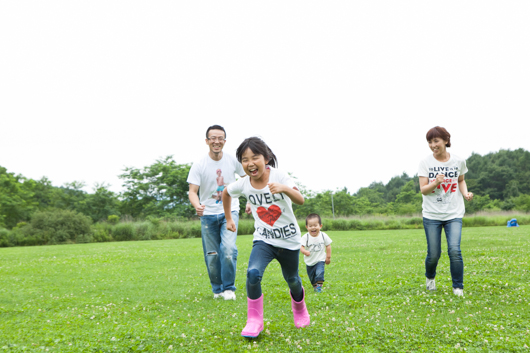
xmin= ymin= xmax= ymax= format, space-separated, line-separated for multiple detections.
xmin=463 ymin=192 xmax=473 ymax=201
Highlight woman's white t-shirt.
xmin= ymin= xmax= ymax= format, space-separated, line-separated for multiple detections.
xmin=226 ymin=167 xmax=302 ymax=251
xmin=418 ymin=154 xmax=468 ymax=221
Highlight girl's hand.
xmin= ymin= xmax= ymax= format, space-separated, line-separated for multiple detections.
xmin=434 ymin=174 xmax=445 ymax=185
xmin=267 ymin=182 xmax=287 ymax=194
xmin=245 ymin=202 xmax=252 ymax=214
xmin=226 ymin=219 xmax=237 ymax=232
xmin=464 ymin=192 xmax=474 ymax=201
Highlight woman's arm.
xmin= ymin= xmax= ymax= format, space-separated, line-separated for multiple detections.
xmin=419 ymin=174 xmax=445 ymax=196
xmin=458 ymin=175 xmax=474 ymax=201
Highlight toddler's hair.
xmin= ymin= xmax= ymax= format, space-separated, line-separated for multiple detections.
xmin=426 ymin=126 xmax=451 ymax=147
xmin=236 ymin=137 xmax=278 ymax=168
xmin=306 ymin=213 xmax=322 ymax=225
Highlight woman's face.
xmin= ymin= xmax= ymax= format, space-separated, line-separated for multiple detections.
xmin=428 ymin=137 xmax=447 ymax=156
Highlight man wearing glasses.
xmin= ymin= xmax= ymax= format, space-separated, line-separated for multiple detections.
xmin=187 ymin=125 xmax=246 ymax=301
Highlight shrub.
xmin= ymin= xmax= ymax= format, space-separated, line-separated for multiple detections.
xmin=107 ymin=215 xmax=120 ymax=225
xmin=17 ymin=209 xmax=93 ymax=245
xmin=0 ymin=228 xmax=11 ymax=247
xmin=113 ymin=223 xmax=135 ymax=241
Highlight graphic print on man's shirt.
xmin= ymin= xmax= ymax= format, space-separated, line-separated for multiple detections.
xmin=211 ymin=169 xmax=227 ymax=204
xmin=428 ymin=166 xmax=460 ymax=205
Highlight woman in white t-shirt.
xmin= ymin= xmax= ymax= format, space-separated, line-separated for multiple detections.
xmin=222 ymin=137 xmax=310 ymax=338
xmin=418 ymin=126 xmax=474 ymax=296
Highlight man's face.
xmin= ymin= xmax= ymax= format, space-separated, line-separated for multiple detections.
xmin=205 ymin=129 xmax=226 ymax=154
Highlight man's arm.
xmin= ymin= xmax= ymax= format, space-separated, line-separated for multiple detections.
xmin=188 ymin=184 xmax=205 ymax=216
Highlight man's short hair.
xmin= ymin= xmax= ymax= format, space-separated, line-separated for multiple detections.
xmin=206 ymin=125 xmax=226 ymax=139
xmin=306 ymin=213 xmax=322 ymax=225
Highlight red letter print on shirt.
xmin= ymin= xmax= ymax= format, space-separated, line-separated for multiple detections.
xmin=256 ymin=205 xmax=282 ymax=226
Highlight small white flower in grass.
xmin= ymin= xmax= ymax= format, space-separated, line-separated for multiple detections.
xmin=181 ymin=334 xmax=186 ymax=338
xmin=168 ymin=345 xmax=173 ymax=350
xmin=90 ymin=316 xmax=95 ymax=320
xmin=111 ymin=337 xmax=116 ymax=341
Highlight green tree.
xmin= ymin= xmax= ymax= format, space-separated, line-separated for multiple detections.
xmin=119 ymin=156 xmax=194 ymax=218
xmin=0 ymin=167 xmax=37 ymax=228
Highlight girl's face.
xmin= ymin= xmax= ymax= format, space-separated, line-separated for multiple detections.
xmin=428 ymin=137 xmax=447 ymax=157
xmin=241 ymin=148 xmax=268 ymax=181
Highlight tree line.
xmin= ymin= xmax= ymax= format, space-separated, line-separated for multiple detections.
xmin=2 ymin=149 xmax=530 ymax=230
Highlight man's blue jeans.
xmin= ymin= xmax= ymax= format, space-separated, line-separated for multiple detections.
xmin=200 ymin=211 xmax=239 ymax=294
xmin=423 ymin=217 xmax=464 ymax=289
xmin=246 ymin=241 xmax=304 ymax=302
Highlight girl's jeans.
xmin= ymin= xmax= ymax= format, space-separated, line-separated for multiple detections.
xmin=423 ymin=217 xmax=464 ymax=289
xmin=246 ymin=241 xmax=304 ymax=301
xmin=200 ymin=211 xmax=239 ymax=294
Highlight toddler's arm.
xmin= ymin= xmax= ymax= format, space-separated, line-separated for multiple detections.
xmin=325 ymin=244 xmax=331 ymax=265
xmin=301 ymin=245 xmax=310 ymax=256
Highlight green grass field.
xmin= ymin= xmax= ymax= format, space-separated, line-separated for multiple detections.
xmin=1 ymin=226 xmax=529 ymax=352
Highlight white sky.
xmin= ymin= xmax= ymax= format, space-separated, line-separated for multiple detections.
xmin=1 ymin=2 xmax=529 ymax=195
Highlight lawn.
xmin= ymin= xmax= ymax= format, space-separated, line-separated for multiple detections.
xmin=0 ymin=226 xmax=529 ymax=352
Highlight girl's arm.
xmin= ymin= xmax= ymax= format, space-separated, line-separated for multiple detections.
xmin=268 ymin=183 xmax=305 ymax=205
xmin=222 ymin=188 xmax=237 ymax=232
xmin=458 ymin=175 xmax=474 ymax=201
xmin=325 ymin=245 xmax=331 ymax=265
xmin=419 ymin=174 xmax=445 ymax=196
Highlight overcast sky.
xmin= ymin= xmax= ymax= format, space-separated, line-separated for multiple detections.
xmin=1 ymin=1 xmax=529 ymax=195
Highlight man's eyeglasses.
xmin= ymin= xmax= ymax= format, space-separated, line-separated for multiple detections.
xmin=207 ymin=136 xmax=225 ymax=142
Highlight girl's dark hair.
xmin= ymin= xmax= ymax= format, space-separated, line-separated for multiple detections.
xmin=426 ymin=126 xmax=451 ymax=147
xmin=236 ymin=137 xmax=278 ymax=168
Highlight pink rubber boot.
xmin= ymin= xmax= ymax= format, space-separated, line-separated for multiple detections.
xmin=291 ymin=288 xmax=310 ymax=328
xmin=241 ymin=295 xmax=264 ymax=338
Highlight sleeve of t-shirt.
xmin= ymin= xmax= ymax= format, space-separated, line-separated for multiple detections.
xmin=277 ymin=169 xmax=297 ymax=189
xmin=323 ymin=233 xmax=333 ymax=246
xmin=300 ymin=234 xmax=308 ymax=247
xmin=235 ymin=160 xmax=245 ymax=177
xmin=461 ymin=159 xmax=468 ymax=175
xmin=418 ymin=159 xmax=429 ymax=177
xmin=187 ymin=161 xmax=202 ymax=186
xmin=226 ymin=178 xmax=245 ymax=198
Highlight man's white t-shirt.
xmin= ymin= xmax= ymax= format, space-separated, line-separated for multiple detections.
xmin=187 ymin=153 xmax=245 ymax=216
xmin=418 ymin=154 xmax=469 ymax=221
xmin=226 ymin=167 xmax=302 ymax=251
xmin=301 ymin=231 xmax=332 ymax=266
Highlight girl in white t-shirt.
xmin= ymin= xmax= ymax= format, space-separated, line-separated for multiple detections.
xmin=418 ymin=126 xmax=474 ymax=297
xmin=222 ymin=137 xmax=309 ymax=338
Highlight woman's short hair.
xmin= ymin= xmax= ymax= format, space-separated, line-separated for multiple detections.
xmin=426 ymin=126 xmax=451 ymax=147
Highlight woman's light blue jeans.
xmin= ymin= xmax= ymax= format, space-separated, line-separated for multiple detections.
xmin=200 ymin=211 xmax=239 ymax=294
xmin=246 ymin=241 xmax=304 ymax=302
xmin=423 ymin=217 xmax=464 ymax=289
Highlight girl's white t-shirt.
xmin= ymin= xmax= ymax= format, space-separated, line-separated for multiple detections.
xmin=418 ymin=154 xmax=468 ymax=221
xmin=301 ymin=231 xmax=332 ymax=266
xmin=226 ymin=167 xmax=302 ymax=250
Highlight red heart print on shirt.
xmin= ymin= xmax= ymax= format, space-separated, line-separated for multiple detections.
xmin=256 ymin=205 xmax=282 ymax=226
